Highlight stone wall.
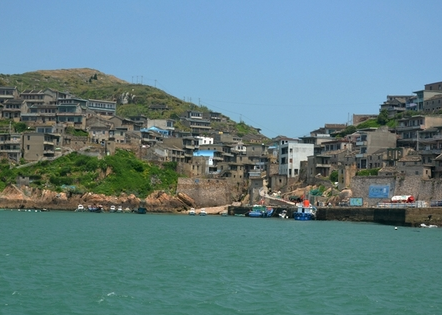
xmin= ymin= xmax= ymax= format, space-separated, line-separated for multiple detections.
xmin=316 ymin=207 xmax=442 ymax=227
xmin=176 ymin=178 xmax=232 ymax=207
xmin=350 ymin=175 xmax=442 ymax=206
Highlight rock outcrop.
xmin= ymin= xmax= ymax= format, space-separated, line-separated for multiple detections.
xmin=0 ymin=185 xmax=195 ymax=212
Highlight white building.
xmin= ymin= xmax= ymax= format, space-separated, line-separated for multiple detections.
xmin=195 ymin=136 xmax=213 ymax=145
xmin=278 ymin=138 xmax=314 ymax=177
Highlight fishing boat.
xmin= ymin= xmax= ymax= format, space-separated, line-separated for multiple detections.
xmin=247 ymin=205 xmax=274 ymax=218
xmin=293 ymin=200 xmax=316 ymax=220
xmin=109 ymin=205 xmax=116 ymax=213
xmin=188 ymin=208 xmax=196 ymax=216
xmin=199 ymin=208 xmax=207 ymax=216
xmin=117 ymin=206 xmax=123 ymax=213
xmin=88 ymin=204 xmax=102 ymax=213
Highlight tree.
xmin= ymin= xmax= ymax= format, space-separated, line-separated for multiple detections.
xmin=377 ymin=109 xmax=389 ymax=125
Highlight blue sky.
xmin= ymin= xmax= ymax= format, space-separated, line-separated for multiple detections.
xmin=2 ymin=0 xmax=442 ymax=138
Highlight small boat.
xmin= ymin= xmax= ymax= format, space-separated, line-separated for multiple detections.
xmin=136 ymin=207 xmax=147 ymax=214
xmin=117 ymin=206 xmax=123 ymax=213
xmin=220 ymin=210 xmax=228 ymax=216
xmin=199 ymin=208 xmax=207 ymax=216
xmin=420 ymin=223 xmax=438 ymax=228
xmin=76 ymin=204 xmax=85 ymax=212
xmin=247 ymin=205 xmax=274 ymax=218
xmin=279 ymin=209 xmax=288 ymax=219
xmin=188 ymin=208 xmax=196 ymax=216
xmin=109 ymin=205 xmax=116 ymax=213
xmin=293 ymin=200 xmax=316 ymax=220
xmin=88 ymin=205 xmax=102 ymax=213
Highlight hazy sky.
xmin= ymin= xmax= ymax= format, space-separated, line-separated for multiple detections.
xmin=2 ymin=0 xmax=442 ymax=138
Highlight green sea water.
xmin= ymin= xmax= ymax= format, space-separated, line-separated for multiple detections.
xmin=1 ymin=210 xmax=441 ymax=315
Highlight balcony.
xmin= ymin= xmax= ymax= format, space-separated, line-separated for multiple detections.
xmin=396 ymin=124 xmax=424 ymax=131
xmin=316 ymin=163 xmax=331 ymax=168
xmin=0 ymin=149 xmax=20 ymax=153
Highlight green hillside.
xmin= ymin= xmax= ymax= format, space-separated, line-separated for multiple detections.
xmin=0 ymin=68 xmax=263 ymax=139
xmin=0 ymin=150 xmax=179 ymax=197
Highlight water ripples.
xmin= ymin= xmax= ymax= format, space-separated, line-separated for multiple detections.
xmin=1 ymin=212 xmax=442 ymax=314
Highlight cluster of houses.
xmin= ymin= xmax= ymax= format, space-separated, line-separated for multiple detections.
xmin=1 ymin=80 xmax=442 ymax=196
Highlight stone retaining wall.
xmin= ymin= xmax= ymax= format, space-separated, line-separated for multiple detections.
xmin=351 ymin=176 xmax=442 ymax=206
xmin=177 ymin=178 xmax=232 ymax=207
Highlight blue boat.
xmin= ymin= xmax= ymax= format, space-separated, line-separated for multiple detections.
xmin=293 ymin=200 xmax=316 ymax=220
xmin=137 ymin=207 xmax=147 ymax=214
xmin=248 ymin=205 xmax=274 ymax=218
xmin=87 ymin=204 xmax=103 ymax=213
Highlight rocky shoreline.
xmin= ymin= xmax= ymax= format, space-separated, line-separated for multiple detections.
xmin=0 ymin=185 xmax=209 ymax=213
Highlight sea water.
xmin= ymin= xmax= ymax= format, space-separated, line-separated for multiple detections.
xmin=1 ymin=210 xmax=441 ymax=315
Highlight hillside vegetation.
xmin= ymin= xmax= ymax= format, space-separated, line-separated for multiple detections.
xmin=0 ymin=68 xmax=262 ymax=139
xmin=0 ymin=150 xmax=180 ymax=197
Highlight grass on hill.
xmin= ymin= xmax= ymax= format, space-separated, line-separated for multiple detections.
xmin=0 ymin=149 xmax=181 ymax=197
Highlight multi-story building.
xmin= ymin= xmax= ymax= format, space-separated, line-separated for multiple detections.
xmin=1 ymin=99 xmax=24 ymax=121
xmin=413 ymin=81 xmax=442 ymax=111
xmin=353 ymin=126 xmax=397 ymax=169
xmin=22 ymin=132 xmax=61 ymax=161
xmin=181 ymin=117 xmax=211 ymax=135
xmin=423 ymin=94 xmax=442 ymax=112
xmin=145 ymin=119 xmax=174 ymax=135
xmin=278 ymin=137 xmax=314 ymax=178
xmin=379 ymin=95 xmax=415 ymax=118
xmin=396 ymin=115 xmax=442 ymax=149
xmin=0 ymin=132 xmax=21 ymax=162
xmin=0 ymin=87 xmax=19 ymax=104
xmin=87 ymin=99 xmax=116 ymax=116
xmin=396 ymin=152 xmax=431 ymax=179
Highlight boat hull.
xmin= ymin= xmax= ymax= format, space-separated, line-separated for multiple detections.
xmin=293 ymin=212 xmax=315 ymax=220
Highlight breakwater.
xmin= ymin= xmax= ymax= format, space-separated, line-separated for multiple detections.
xmin=228 ymin=205 xmax=442 ymax=227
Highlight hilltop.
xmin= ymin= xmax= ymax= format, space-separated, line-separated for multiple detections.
xmin=0 ymin=68 xmax=265 ymax=140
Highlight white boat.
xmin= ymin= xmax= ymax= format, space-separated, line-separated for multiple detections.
xmin=117 ymin=206 xmax=123 ymax=213
xmin=199 ymin=208 xmax=207 ymax=216
xmin=420 ymin=223 xmax=438 ymax=228
xmin=188 ymin=208 xmax=196 ymax=215
xmin=109 ymin=205 xmax=116 ymax=213
xmin=76 ymin=204 xmax=84 ymax=212
xmin=279 ymin=209 xmax=288 ymax=219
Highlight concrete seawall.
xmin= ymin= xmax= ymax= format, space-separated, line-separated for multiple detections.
xmin=228 ymin=205 xmax=442 ymax=227
xmin=316 ymin=207 xmax=442 ymax=227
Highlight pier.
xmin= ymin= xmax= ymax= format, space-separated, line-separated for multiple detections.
xmin=227 ymin=205 xmax=442 ymax=227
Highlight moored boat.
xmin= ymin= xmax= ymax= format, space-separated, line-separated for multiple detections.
xmin=117 ymin=206 xmax=123 ymax=213
xmin=293 ymin=200 xmax=316 ymax=220
xmin=75 ymin=204 xmax=85 ymax=212
xmin=199 ymin=208 xmax=207 ymax=216
xmin=88 ymin=204 xmax=102 ymax=213
xmin=248 ymin=205 xmax=274 ymax=218
xmin=136 ymin=207 xmax=147 ymax=214
xmin=188 ymin=208 xmax=196 ymax=216
xmin=279 ymin=209 xmax=288 ymax=219
xmin=109 ymin=205 xmax=116 ymax=213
